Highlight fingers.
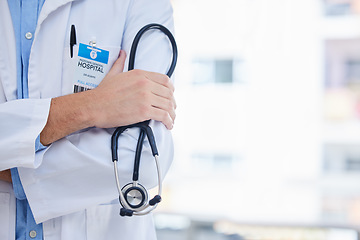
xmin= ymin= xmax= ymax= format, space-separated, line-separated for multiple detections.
xmin=148 ymin=107 xmax=174 ymax=130
xmin=144 ymin=71 xmax=174 ymax=92
xmin=144 ymin=72 xmax=177 ymax=109
xmin=150 ymin=95 xmax=176 ymax=122
xmin=150 ymin=82 xmax=174 ymax=101
xmin=108 ymin=50 xmax=127 ymax=77
xmin=140 ymin=73 xmax=177 ymax=124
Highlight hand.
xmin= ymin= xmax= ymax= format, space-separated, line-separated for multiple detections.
xmin=90 ymin=50 xmax=176 ymax=130
xmin=40 ymin=50 xmax=176 ymax=146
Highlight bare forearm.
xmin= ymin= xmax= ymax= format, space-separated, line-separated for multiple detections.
xmin=0 ymin=170 xmax=12 ymax=183
xmin=40 ymin=90 xmax=95 ymax=146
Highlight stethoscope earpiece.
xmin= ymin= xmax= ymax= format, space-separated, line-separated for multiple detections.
xmin=149 ymin=195 xmax=161 ymax=206
xmin=120 ymin=208 xmax=134 ymax=217
xmin=111 ymin=23 xmax=177 ymax=217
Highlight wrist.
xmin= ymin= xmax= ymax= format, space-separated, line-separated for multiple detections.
xmin=78 ymin=90 xmax=98 ymax=128
xmin=83 ymin=88 xmax=106 ymax=128
xmin=40 ymin=90 xmax=98 ymax=145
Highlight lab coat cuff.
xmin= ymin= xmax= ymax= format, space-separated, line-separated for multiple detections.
xmin=0 ymin=98 xmax=51 ymax=170
xmin=23 ymin=98 xmax=51 ymax=169
xmin=10 ymin=135 xmax=47 ymax=200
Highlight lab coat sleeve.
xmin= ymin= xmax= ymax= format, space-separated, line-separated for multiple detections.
xmin=18 ymin=0 xmax=175 ymax=224
xmin=0 ymin=99 xmax=51 ymax=171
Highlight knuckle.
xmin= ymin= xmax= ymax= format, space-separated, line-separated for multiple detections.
xmin=167 ymin=100 xmax=174 ymax=110
xmin=163 ymin=75 xmax=171 ymax=85
xmin=136 ymin=77 xmax=149 ymax=89
xmin=132 ymin=69 xmax=143 ymax=76
xmin=138 ymin=91 xmax=150 ymax=103
xmin=139 ymin=104 xmax=150 ymax=118
xmin=157 ymin=74 xmax=169 ymax=85
xmin=165 ymin=88 xmax=173 ymax=97
xmin=164 ymin=75 xmax=170 ymax=82
xmin=160 ymin=111 xmax=169 ymax=122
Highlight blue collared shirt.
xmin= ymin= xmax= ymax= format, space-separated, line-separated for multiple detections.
xmin=7 ymin=0 xmax=46 ymax=239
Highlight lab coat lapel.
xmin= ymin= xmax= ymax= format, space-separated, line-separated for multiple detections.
xmin=28 ymin=0 xmax=80 ymax=99
xmin=37 ymin=0 xmax=82 ymax=29
xmin=0 ymin=0 xmax=18 ymax=102
xmin=0 ymin=0 xmax=82 ymax=101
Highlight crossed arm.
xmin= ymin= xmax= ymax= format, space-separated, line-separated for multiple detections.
xmin=0 ymin=50 xmax=176 ymax=183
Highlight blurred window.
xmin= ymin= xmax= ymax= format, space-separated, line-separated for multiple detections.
xmin=346 ymin=60 xmax=360 ymax=85
xmin=324 ymin=39 xmax=360 ymax=121
xmin=215 ymin=60 xmax=233 ymax=83
xmin=192 ymin=152 xmax=238 ymax=172
xmin=325 ymin=39 xmax=360 ymax=88
xmin=323 ymin=144 xmax=360 ymax=173
xmin=193 ymin=59 xmax=244 ymax=85
xmin=321 ymin=195 xmax=360 ymax=224
xmin=324 ymin=0 xmax=360 ymax=16
xmin=345 ymin=157 xmax=360 ymax=171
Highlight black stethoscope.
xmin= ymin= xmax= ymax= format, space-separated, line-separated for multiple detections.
xmin=111 ymin=23 xmax=177 ymax=217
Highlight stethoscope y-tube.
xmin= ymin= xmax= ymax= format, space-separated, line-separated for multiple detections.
xmin=111 ymin=23 xmax=177 ymax=217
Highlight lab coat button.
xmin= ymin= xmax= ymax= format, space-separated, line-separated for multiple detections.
xmin=25 ymin=32 xmax=33 ymax=40
xmin=29 ymin=230 xmax=37 ymax=238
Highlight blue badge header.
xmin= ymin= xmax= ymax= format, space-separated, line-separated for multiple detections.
xmin=78 ymin=43 xmax=109 ymax=64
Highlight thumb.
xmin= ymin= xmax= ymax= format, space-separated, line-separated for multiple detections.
xmin=108 ymin=50 xmax=127 ymax=76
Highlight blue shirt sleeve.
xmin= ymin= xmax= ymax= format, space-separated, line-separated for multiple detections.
xmin=35 ymin=135 xmax=47 ymax=152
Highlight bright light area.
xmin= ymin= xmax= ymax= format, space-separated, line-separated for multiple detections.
xmin=155 ymin=0 xmax=360 ymax=239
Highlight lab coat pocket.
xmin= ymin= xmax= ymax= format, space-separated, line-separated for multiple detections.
xmin=61 ymin=46 xmax=120 ymax=96
xmin=0 ymin=192 xmax=11 ymax=240
xmin=85 ymin=203 xmax=157 ymax=240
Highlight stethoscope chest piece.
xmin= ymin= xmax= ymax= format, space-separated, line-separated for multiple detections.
xmin=121 ymin=183 xmax=148 ymax=209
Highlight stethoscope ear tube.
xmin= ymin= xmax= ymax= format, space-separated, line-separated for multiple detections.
xmin=111 ymin=126 xmax=128 ymax=162
xmin=142 ymin=124 xmax=158 ymax=156
xmin=133 ymin=129 xmax=146 ymax=181
xmin=128 ymin=23 xmax=178 ymax=78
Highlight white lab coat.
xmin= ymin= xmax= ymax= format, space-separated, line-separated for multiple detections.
xmin=0 ymin=0 xmax=175 ymax=239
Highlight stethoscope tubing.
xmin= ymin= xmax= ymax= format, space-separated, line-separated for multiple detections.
xmin=128 ymin=23 xmax=178 ymax=78
xmin=111 ymin=23 xmax=177 ymax=216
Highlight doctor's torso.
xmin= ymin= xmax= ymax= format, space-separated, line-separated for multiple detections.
xmin=0 ymin=0 xmax=174 ymax=239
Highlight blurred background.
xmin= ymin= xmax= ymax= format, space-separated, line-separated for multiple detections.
xmin=154 ymin=0 xmax=360 ymax=239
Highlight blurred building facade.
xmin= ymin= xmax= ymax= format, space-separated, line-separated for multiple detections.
xmin=155 ymin=0 xmax=360 ymax=239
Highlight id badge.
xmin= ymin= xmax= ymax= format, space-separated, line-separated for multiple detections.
xmin=73 ymin=43 xmax=110 ymax=93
